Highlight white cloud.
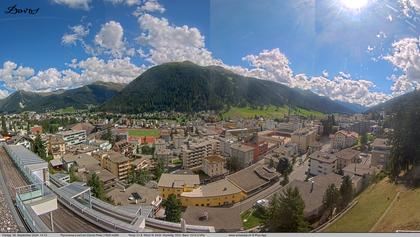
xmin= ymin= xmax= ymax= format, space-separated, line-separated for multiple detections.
xmin=239 ymin=48 xmax=294 ymax=84
xmin=384 ymin=37 xmax=420 ymax=84
xmin=400 ymin=0 xmax=420 ymax=16
xmin=52 ymin=0 xmax=91 ymax=10
xmin=0 ymin=61 xmax=35 ymax=91
xmin=0 ymin=58 xmax=144 ymax=93
xmin=62 ymin=24 xmax=89 ymax=45
xmin=390 ymin=74 xmax=418 ymax=96
xmin=95 ymin=21 xmax=134 ymax=58
xmin=69 ymin=57 xmax=145 ymax=84
xmin=133 ymin=0 xmax=165 ymax=16
xmin=291 ymin=73 xmax=390 ymax=107
xmin=136 ymin=14 xmax=219 ymax=65
xmin=105 ymin=0 xmax=140 ymax=6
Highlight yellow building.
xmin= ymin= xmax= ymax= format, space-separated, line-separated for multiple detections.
xmin=158 ymin=174 xmax=200 ymax=199
xmin=180 ymin=179 xmax=246 ymax=207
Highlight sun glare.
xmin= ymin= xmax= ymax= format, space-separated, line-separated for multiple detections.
xmin=341 ymin=0 xmax=368 ymax=10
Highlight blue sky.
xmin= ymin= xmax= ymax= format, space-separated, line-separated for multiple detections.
xmin=0 ymin=0 xmax=419 ymax=106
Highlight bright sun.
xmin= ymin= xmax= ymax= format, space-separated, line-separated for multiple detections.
xmin=341 ymin=0 xmax=368 ymax=10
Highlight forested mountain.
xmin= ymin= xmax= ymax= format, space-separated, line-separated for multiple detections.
xmin=101 ymin=61 xmax=355 ymax=114
xmin=0 ymin=81 xmax=125 ymax=113
xmin=367 ymin=90 xmax=420 ymax=114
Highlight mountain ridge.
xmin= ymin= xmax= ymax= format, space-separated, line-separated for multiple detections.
xmin=101 ymin=61 xmax=357 ymax=114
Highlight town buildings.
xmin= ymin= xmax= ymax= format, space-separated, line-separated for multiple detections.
xmin=291 ymin=128 xmax=317 ymax=153
xmin=58 ymin=129 xmax=87 ymax=146
xmin=331 ymin=130 xmax=358 ymax=150
xmin=309 ymin=151 xmax=338 ymax=176
xmin=201 ymin=155 xmax=227 ymax=178
xmin=371 ymin=138 xmax=391 ymax=168
xmin=230 ymin=144 xmax=255 ymax=169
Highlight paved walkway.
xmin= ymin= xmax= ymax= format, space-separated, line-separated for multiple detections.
xmin=369 ymin=192 xmax=400 ymax=232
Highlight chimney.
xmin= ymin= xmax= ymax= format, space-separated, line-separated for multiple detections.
xmin=310 ymin=180 xmax=314 ymax=193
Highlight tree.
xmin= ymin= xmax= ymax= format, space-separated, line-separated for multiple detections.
xmin=263 ymin=187 xmax=309 ymax=232
xmin=323 ymin=184 xmax=340 ymax=217
xmin=163 ymin=194 xmax=182 ymax=222
xmin=102 ymin=127 xmax=113 ymax=144
xmin=1 ymin=115 xmax=7 ymax=135
xmin=32 ymin=134 xmax=47 ymax=160
xmin=339 ymin=175 xmax=354 ymax=210
xmin=153 ymin=159 xmax=165 ymax=180
xmin=277 ymin=158 xmax=293 ymax=185
xmin=388 ymin=104 xmax=420 ymax=180
xmin=87 ymin=173 xmax=106 ymax=200
xmin=69 ymin=165 xmax=80 ymax=183
xmin=360 ymin=132 xmax=368 ymax=151
xmin=128 ymin=167 xmax=151 ymax=185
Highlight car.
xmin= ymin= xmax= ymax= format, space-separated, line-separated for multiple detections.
xmin=255 ymin=199 xmax=269 ymax=207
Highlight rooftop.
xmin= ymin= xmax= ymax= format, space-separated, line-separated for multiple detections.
xmin=158 ymin=174 xmax=200 ymax=188
xmin=181 ymin=179 xmax=241 ymax=198
xmin=335 ymin=148 xmax=360 ymax=161
xmin=309 ymin=151 xmax=338 ymax=163
xmin=182 ymin=206 xmax=242 ymax=232
xmin=107 ymin=151 xmax=130 ymax=163
xmin=227 ymin=163 xmax=273 ymax=193
xmin=230 ymin=143 xmax=255 ymax=153
xmin=203 ymin=155 xmax=226 ymax=163
xmin=372 ymin=138 xmax=390 ymax=149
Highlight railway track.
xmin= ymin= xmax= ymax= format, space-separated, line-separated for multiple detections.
xmin=0 ymin=147 xmax=103 ymax=233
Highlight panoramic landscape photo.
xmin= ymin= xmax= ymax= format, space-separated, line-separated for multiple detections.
xmin=0 ymin=0 xmax=419 ymax=234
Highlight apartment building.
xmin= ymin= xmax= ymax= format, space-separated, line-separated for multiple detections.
xmin=182 ymin=138 xmax=220 ymax=170
xmin=201 ymin=155 xmax=227 ymax=177
xmin=291 ymin=128 xmax=317 ymax=153
xmin=371 ymin=138 xmax=391 ymax=168
xmin=230 ymin=143 xmax=255 ymax=169
xmin=335 ymin=148 xmax=360 ymax=170
xmin=309 ymin=151 xmax=338 ymax=176
xmin=48 ymin=135 xmax=66 ymax=159
xmin=58 ymin=129 xmax=87 ymax=146
xmin=331 ymin=130 xmax=359 ymax=150
xmin=93 ymin=151 xmax=131 ymax=181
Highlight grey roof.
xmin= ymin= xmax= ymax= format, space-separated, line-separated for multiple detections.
xmin=335 ymin=148 xmax=360 ymax=161
xmin=281 ymin=174 xmax=343 ymax=217
xmin=227 ymin=163 xmax=272 ymax=193
xmin=309 ymin=151 xmax=338 ymax=163
xmin=59 ymin=182 xmax=91 ymax=198
xmin=158 ymin=174 xmax=200 ymax=188
xmin=230 ymin=143 xmax=254 ymax=153
xmin=182 ymin=206 xmax=242 ymax=231
xmin=4 ymin=145 xmax=48 ymax=171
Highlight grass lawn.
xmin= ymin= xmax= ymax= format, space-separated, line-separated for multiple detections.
xmin=372 ymin=186 xmax=420 ymax=232
xmin=324 ymin=179 xmax=398 ymax=232
xmin=55 ymin=106 xmax=76 ymax=113
xmin=128 ymin=129 xmax=160 ymax=137
xmin=222 ymin=106 xmax=324 ymax=120
xmin=241 ymin=210 xmax=263 ymax=230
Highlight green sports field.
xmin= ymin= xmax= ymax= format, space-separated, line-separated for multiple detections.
xmin=128 ymin=129 xmax=160 ymax=137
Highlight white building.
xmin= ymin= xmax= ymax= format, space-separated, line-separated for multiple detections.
xmin=182 ymin=138 xmax=220 ymax=170
xmin=309 ymin=151 xmax=338 ymax=176
xmin=58 ymin=130 xmax=87 ymax=146
xmin=331 ymin=130 xmax=358 ymax=150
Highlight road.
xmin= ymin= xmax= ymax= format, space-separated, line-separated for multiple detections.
xmin=233 ymin=158 xmax=310 ymax=213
